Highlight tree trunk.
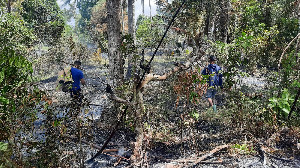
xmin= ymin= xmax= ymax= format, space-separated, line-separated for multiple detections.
xmin=7 ymin=0 xmax=11 ymax=13
xmin=106 ymin=0 xmax=124 ymax=87
xmin=204 ymin=1 xmax=212 ymax=37
xmin=204 ymin=11 xmax=210 ymax=36
xmin=132 ymin=89 xmax=145 ymax=166
xmin=141 ymin=0 xmax=144 ymax=15
xmin=210 ymin=13 xmax=216 ymax=40
xmin=264 ymin=1 xmax=272 ymax=28
xmin=297 ymin=2 xmax=300 ymax=63
xmin=218 ymin=0 xmax=229 ymax=43
xmin=126 ymin=0 xmax=135 ymax=79
xmin=121 ymin=2 xmax=124 ymax=33
xmin=149 ymin=0 xmax=151 ymax=18
xmin=128 ymin=0 xmax=135 ymax=35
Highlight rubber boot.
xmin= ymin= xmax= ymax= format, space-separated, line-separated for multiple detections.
xmin=212 ymin=105 xmax=217 ymax=112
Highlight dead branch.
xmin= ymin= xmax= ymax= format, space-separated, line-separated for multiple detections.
xmin=162 ymin=144 xmax=229 ymax=168
xmin=164 ymin=163 xmax=183 ymax=168
xmin=114 ymin=157 xmax=122 ymax=166
xmin=167 ymin=158 xmax=225 ymax=164
xmin=137 ymin=64 xmax=187 ymax=90
xmin=63 ymin=134 xmax=130 ymax=160
xmin=193 ymin=144 xmax=229 ymax=165
xmin=108 ymin=93 xmax=134 ymax=106
xmin=288 ymin=87 xmax=300 ymax=119
xmin=104 ymin=153 xmax=130 ymax=161
xmin=200 ymin=160 xmax=224 ymax=164
xmin=278 ymin=32 xmax=300 ymax=70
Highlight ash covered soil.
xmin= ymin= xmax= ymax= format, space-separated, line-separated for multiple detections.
xmin=35 ymin=61 xmax=300 ymax=168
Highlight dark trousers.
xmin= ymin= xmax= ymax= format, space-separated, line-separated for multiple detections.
xmin=70 ymin=88 xmax=82 ymax=104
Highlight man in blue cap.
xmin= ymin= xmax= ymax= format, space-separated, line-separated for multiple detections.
xmin=202 ymin=55 xmax=223 ymax=112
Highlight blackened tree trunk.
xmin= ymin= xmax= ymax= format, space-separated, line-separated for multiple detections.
xmin=106 ymin=0 xmax=124 ymax=87
xmin=204 ymin=11 xmax=210 ymax=36
xmin=7 ymin=0 xmax=11 ymax=13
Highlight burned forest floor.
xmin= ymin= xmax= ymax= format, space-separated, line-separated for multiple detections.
xmin=32 ymin=57 xmax=300 ymax=168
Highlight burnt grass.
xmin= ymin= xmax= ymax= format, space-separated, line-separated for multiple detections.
xmin=34 ymin=60 xmax=300 ymax=168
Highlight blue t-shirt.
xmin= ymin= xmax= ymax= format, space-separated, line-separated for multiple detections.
xmin=201 ymin=64 xmax=223 ymax=87
xmin=71 ymin=67 xmax=84 ymax=91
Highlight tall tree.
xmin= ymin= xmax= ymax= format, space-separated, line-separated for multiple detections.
xmin=90 ymin=0 xmax=107 ymax=50
xmin=126 ymin=0 xmax=135 ymax=78
xmin=128 ymin=0 xmax=135 ymax=35
xmin=7 ymin=0 xmax=11 ymax=13
xmin=76 ymin=0 xmax=98 ymax=34
xmin=149 ymin=0 xmax=151 ymax=18
xmin=21 ymin=0 xmax=65 ymax=45
xmin=106 ymin=0 xmax=124 ymax=86
xmin=296 ymin=0 xmax=300 ymax=62
xmin=217 ymin=0 xmax=229 ymax=43
xmin=121 ymin=0 xmax=125 ymax=33
xmin=142 ymin=0 xmax=144 ymax=14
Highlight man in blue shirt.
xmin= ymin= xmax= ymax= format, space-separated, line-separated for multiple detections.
xmin=70 ymin=61 xmax=86 ymax=103
xmin=202 ymin=56 xmax=223 ymax=112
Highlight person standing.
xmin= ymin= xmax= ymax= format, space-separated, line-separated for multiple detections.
xmin=202 ymin=56 xmax=223 ymax=112
xmin=70 ymin=61 xmax=86 ymax=103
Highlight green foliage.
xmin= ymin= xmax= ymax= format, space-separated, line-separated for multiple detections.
xmin=77 ymin=0 xmax=99 ymax=29
xmin=0 ymin=142 xmax=14 ymax=168
xmin=268 ymin=88 xmax=295 ymax=120
xmin=0 ymin=11 xmax=37 ymax=142
xmin=0 ymin=47 xmax=49 ymax=166
xmin=292 ymin=81 xmax=300 ymax=88
xmin=21 ymin=0 xmax=65 ymax=45
xmin=0 ymin=6 xmax=60 ymax=166
xmin=232 ymin=143 xmax=255 ymax=155
xmin=0 ymin=47 xmax=33 ymax=96
xmin=280 ymin=53 xmax=299 ymax=88
xmin=75 ymin=0 xmax=99 ymax=40
xmin=276 ymin=18 xmax=299 ymax=43
xmin=189 ymin=109 xmax=200 ymax=120
xmin=211 ymin=0 xmax=299 ymax=69
xmin=0 ymin=142 xmax=8 ymax=151
xmin=240 ymin=0 xmax=264 ymax=31
xmin=163 ymin=0 xmax=205 ymax=36
xmin=136 ymin=15 xmax=165 ymax=48
xmin=120 ymin=34 xmax=137 ymax=56
xmin=0 ymin=13 xmax=36 ymax=54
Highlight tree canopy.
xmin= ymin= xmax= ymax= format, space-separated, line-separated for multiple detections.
xmin=21 ymin=0 xmax=65 ymax=45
